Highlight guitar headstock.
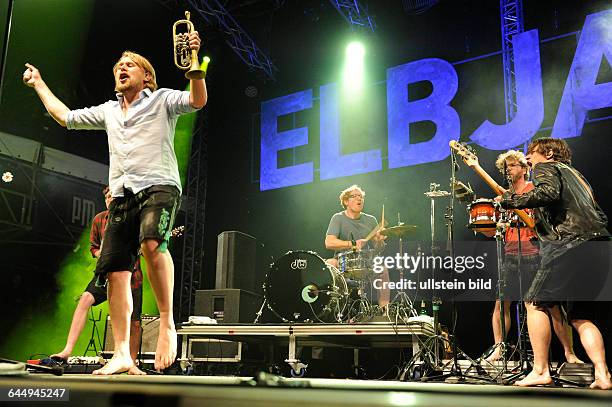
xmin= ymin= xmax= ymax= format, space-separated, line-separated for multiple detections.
xmin=171 ymin=225 xmax=184 ymax=238
xmin=449 ymin=140 xmax=479 ymax=167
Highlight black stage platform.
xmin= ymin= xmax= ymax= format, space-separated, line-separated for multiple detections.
xmin=2 ymin=374 xmax=612 ymax=406
xmin=177 ymin=322 xmax=435 ymax=375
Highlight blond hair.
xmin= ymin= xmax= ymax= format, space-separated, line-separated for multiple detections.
xmin=113 ymin=51 xmax=157 ymax=92
xmin=339 ymin=185 xmax=365 ymax=209
xmin=495 ymin=150 xmax=529 ymax=180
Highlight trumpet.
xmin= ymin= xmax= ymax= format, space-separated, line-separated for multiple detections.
xmin=173 ymin=11 xmax=205 ymax=80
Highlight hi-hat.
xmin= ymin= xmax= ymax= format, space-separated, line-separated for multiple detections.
xmin=380 ymin=225 xmax=418 ymax=237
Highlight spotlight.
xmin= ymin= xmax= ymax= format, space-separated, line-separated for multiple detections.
xmin=200 ymin=56 xmax=211 ymax=77
xmin=2 ymin=171 xmax=13 ymax=183
xmin=346 ymin=41 xmax=365 ymax=60
xmin=342 ymin=41 xmax=366 ymax=96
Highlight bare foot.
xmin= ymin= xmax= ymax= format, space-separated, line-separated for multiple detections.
xmin=127 ymin=364 xmax=147 ymax=376
xmin=565 ymin=353 xmax=584 ymax=364
xmin=485 ymin=348 xmax=502 ymax=364
xmin=514 ymin=369 xmax=553 ymax=387
xmin=92 ymin=355 xmax=133 ymax=375
xmin=154 ymin=326 xmax=177 ymax=372
xmin=590 ymin=372 xmax=612 ymax=390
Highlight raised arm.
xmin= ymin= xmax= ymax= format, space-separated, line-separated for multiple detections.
xmin=22 ymin=63 xmax=70 ymax=127
xmin=187 ymin=31 xmax=208 ymax=109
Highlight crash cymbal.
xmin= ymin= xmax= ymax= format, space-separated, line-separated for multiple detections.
xmin=380 ymin=225 xmax=418 ymax=237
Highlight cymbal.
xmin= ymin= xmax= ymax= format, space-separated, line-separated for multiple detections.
xmin=380 ymin=225 xmax=418 ymax=237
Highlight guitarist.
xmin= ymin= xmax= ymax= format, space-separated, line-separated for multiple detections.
xmin=50 ymin=187 xmax=144 ymax=374
xmin=486 ymin=150 xmax=580 ymax=365
xmin=500 ymin=138 xmax=611 ymax=389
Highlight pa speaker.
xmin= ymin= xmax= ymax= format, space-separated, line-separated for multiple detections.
xmin=215 ymin=231 xmax=256 ymax=292
xmin=194 ymin=289 xmax=262 ymax=323
xmin=103 ymin=315 xmax=158 ymax=353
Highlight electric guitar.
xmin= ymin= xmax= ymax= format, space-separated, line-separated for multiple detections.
xmin=449 ymin=140 xmax=535 ymax=229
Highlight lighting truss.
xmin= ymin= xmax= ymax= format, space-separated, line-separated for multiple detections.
xmin=328 ymin=0 xmax=376 ymax=32
xmin=500 ymin=0 xmax=524 ymax=123
xmin=177 ymin=112 xmax=208 ymax=322
xmin=186 ymin=0 xmax=277 ymax=81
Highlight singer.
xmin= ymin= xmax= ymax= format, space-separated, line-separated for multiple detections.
xmin=23 ymin=31 xmax=207 ymax=375
xmin=484 ymin=150 xmax=578 ymax=364
xmin=500 ymin=138 xmax=611 ymax=389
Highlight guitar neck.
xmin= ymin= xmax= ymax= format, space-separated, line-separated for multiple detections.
xmin=469 ymin=163 xmax=535 ymax=229
xmin=470 ymin=163 xmax=505 ymax=195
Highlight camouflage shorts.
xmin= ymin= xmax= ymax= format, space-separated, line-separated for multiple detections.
xmin=95 ymin=185 xmax=179 ymax=277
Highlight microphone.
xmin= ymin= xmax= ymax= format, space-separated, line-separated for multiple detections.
xmin=450 ymin=149 xmax=460 ymax=172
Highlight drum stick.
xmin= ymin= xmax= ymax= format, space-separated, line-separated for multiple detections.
xmin=364 ymin=208 xmax=387 ymax=242
xmin=364 ymin=224 xmax=382 ymax=242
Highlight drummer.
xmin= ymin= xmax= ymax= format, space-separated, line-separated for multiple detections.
xmin=324 ymin=184 xmax=388 ymax=307
xmin=484 ymin=150 xmax=580 ymax=363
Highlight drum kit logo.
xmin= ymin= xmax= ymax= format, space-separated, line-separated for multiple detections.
xmin=290 ymin=258 xmax=307 ymax=270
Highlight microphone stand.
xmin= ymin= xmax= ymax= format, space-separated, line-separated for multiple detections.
xmin=399 ymin=183 xmax=449 ymax=381
xmin=480 ymin=165 xmax=516 ymax=381
xmin=426 ymin=182 xmax=446 ymax=368
xmin=504 ymin=170 xmax=537 ymax=383
xmin=417 ymin=151 xmax=493 ymax=383
xmin=84 ymin=308 xmax=103 ymax=356
xmin=389 ymin=213 xmax=418 ymax=317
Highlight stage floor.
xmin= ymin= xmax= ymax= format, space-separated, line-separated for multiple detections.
xmin=2 ymin=374 xmax=612 ymax=406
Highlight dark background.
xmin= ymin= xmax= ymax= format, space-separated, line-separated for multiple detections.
xmin=0 ymin=0 xmax=611 ymax=364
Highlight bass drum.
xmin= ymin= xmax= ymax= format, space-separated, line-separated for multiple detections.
xmin=264 ymin=251 xmax=348 ymax=323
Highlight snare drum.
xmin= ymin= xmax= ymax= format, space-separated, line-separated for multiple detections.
xmin=337 ymin=249 xmax=376 ymax=280
xmin=467 ymin=198 xmax=500 ymax=233
xmin=264 ymin=251 xmax=348 ymax=323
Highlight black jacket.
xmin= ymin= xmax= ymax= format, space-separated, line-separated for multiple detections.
xmin=500 ymin=161 xmax=609 ymax=243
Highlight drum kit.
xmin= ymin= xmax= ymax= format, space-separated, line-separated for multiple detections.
xmin=260 ymin=186 xmax=505 ymax=325
xmin=262 ymin=224 xmax=419 ymax=324
xmin=259 ymin=191 xmax=511 ymax=328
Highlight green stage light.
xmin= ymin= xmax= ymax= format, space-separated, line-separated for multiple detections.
xmin=199 ymin=56 xmax=211 ymax=79
xmin=346 ymin=41 xmax=365 ymax=60
xmin=342 ymin=41 xmax=366 ymax=97
xmin=173 ymin=81 xmax=199 ymax=186
xmin=0 ymin=227 xmax=159 ymax=361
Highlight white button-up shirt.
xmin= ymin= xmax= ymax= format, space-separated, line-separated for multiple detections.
xmin=66 ymin=88 xmax=198 ymax=197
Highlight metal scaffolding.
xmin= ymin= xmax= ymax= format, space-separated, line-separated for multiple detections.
xmin=329 ymin=0 xmax=376 ymax=32
xmin=187 ymin=0 xmax=278 ymax=81
xmin=177 ymin=111 xmax=209 ymax=322
xmin=500 ymin=0 xmax=524 ymax=123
